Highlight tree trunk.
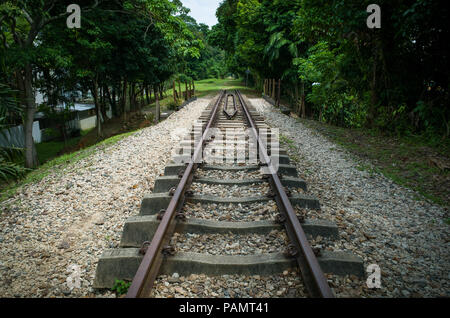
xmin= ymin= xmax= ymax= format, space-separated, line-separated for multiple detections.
xmin=192 ymin=81 xmax=195 ymax=96
xmin=178 ymin=81 xmax=181 ymax=100
xmin=106 ymin=86 xmax=118 ymax=118
xmin=101 ymin=85 xmax=108 ymax=121
xmin=271 ymin=79 xmax=276 ymax=100
xmin=159 ymin=84 xmax=164 ymax=100
xmin=155 ymin=85 xmax=160 ymax=122
xmin=301 ymin=81 xmax=306 ymax=118
xmin=129 ymin=82 xmax=135 ymax=112
xmin=140 ymin=84 xmax=144 ymax=111
xmin=185 ymin=82 xmax=188 ymax=101
xmin=123 ymin=77 xmax=128 ymax=122
xmin=294 ymin=83 xmax=299 ymax=115
xmin=22 ymin=65 xmax=39 ymax=168
xmin=145 ymin=85 xmax=150 ymax=105
xmin=117 ymin=81 xmax=123 ymax=116
xmin=369 ymin=56 xmax=378 ymax=126
xmin=92 ymin=78 xmax=102 ymax=138
xmin=277 ymin=79 xmax=281 ymax=107
xmin=173 ymin=81 xmax=177 ymax=102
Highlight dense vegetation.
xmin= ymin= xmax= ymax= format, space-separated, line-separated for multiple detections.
xmin=1 ymin=0 xmax=448 ymax=184
xmin=0 ymin=0 xmax=226 ymax=175
xmin=212 ymin=0 xmax=449 ymax=141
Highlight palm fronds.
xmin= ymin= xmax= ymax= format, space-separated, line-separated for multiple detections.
xmin=0 ymin=83 xmax=26 ymax=181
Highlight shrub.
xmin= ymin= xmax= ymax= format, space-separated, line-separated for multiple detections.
xmin=111 ymin=279 xmax=131 ymax=296
xmin=167 ymin=99 xmax=182 ymax=111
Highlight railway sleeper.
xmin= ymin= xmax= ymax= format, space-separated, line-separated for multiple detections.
xmin=170 ymin=154 xmax=290 ymax=165
xmin=175 ymin=147 xmax=288 ymax=156
xmin=154 ymin=175 xmax=306 ymax=193
xmin=93 ymin=249 xmax=363 ymax=289
xmin=119 ymin=215 xmax=339 ymax=247
xmin=140 ymin=193 xmax=320 ymax=215
xmin=164 ymin=163 xmax=297 ymax=177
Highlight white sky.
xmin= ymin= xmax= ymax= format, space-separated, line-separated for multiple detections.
xmin=180 ymin=0 xmax=222 ymax=27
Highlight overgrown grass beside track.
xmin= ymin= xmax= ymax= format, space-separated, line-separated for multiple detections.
xmin=0 ymin=78 xmax=250 ymax=202
xmin=297 ymin=118 xmax=450 ymax=209
xmin=0 ymin=130 xmax=136 ymax=203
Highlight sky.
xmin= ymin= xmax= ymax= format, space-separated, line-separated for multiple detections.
xmin=180 ymin=0 xmax=222 ymax=27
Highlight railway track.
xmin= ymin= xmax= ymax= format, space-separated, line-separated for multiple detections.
xmin=93 ymin=90 xmax=364 ymax=298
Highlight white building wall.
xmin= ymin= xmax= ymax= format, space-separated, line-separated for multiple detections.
xmin=80 ymin=116 xmax=97 ymax=130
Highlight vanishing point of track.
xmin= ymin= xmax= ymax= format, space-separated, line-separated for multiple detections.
xmin=125 ymin=90 xmax=334 ymax=298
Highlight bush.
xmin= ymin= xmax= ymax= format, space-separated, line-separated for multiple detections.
xmin=167 ymin=99 xmax=182 ymax=111
xmin=145 ymin=112 xmax=155 ymax=123
xmin=111 ymin=279 xmax=131 ymax=296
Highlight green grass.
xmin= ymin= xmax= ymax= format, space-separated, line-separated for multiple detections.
xmin=36 ymin=129 xmax=93 ymax=165
xmin=279 ymin=134 xmax=301 ymax=164
xmin=0 ymin=129 xmax=137 ymax=203
xmin=111 ymin=279 xmax=131 ymax=297
xmin=36 ymin=138 xmax=81 ymax=165
xmin=1 ymin=78 xmax=255 ymax=204
xmin=194 ymin=78 xmax=257 ymax=97
xmin=142 ymin=78 xmax=258 ymax=116
xmin=298 ymin=118 xmax=450 ymax=209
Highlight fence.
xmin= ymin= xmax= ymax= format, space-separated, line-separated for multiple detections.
xmin=0 ymin=121 xmax=42 ymax=148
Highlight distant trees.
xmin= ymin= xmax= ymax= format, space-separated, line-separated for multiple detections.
xmin=0 ymin=0 xmax=212 ymax=172
xmin=215 ymin=0 xmax=450 ymax=138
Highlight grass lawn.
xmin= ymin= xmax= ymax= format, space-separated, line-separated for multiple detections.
xmin=297 ymin=118 xmax=450 ymax=208
xmin=142 ymin=78 xmax=259 ymax=114
xmin=35 ymin=129 xmax=93 ymax=165
xmin=194 ymin=78 xmax=259 ymax=98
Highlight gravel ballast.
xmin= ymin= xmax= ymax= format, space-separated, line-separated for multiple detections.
xmin=1 ymin=93 xmax=447 ymax=298
xmin=170 ymin=230 xmax=289 ymax=255
xmin=152 ymin=270 xmax=307 ymax=298
xmin=0 ymin=97 xmax=212 ymax=298
xmin=249 ymin=98 xmax=450 ymax=298
xmin=182 ymin=201 xmax=279 ymax=222
xmin=190 ymin=182 xmax=270 ymax=198
xmin=195 ymin=168 xmax=263 ymax=180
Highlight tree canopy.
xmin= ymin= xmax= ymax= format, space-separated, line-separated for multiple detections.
xmin=0 ymin=0 xmax=226 ymax=172
xmin=214 ymin=0 xmax=449 ymax=137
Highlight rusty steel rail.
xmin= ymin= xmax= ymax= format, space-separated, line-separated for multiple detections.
xmin=223 ymin=92 xmax=237 ymax=119
xmin=126 ymin=90 xmax=226 ymax=298
xmin=235 ymin=90 xmax=334 ymax=298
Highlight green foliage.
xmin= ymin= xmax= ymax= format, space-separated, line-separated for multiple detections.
xmin=0 ymin=149 xmax=27 ymax=181
xmin=294 ymin=42 xmax=367 ymax=127
xmin=146 ymin=112 xmax=155 ymax=123
xmin=111 ymin=279 xmax=131 ymax=296
xmin=1 ymin=129 xmax=138 ymax=200
xmin=1 ymin=0 xmax=227 ymax=174
xmin=214 ymin=0 xmax=450 ymax=140
xmin=167 ymin=99 xmax=182 ymax=111
xmin=0 ymin=84 xmax=27 ymax=181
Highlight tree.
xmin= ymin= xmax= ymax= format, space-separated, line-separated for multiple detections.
xmin=0 ymin=0 xmax=101 ymax=168
xmin=214 ymin=0 xmax=449 ymax=137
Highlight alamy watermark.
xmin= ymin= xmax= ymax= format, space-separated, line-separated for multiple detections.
xmin=366 ymin=264 xmax=382 ymax=288
xmin=367 ymin=4 xmax=381 ymax=29
xmin=66 ymin=4 xmax=81 ymax=29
